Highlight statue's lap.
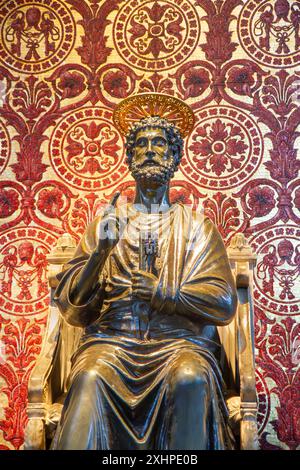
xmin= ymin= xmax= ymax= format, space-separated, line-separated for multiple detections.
xmin=68 ymin=339 xmax=212 ymax=402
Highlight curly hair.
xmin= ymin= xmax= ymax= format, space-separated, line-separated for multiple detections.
xmin=125 ymin=116 xmax=184 ymax=170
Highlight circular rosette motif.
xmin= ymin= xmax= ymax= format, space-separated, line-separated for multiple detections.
xmin=49 ymin=107 xmax=128 ymax=191
xmin=0 ymin=121 xmax=11 ymax=175
xmin=0 ymin=0 xmax=75 ymax=74
xmin=0 ymin=188 xmax=19 ymax=218
xmin=246 ymin=185 xmax=276 ymax=218
xmin=0 ymin=227 xmax=57 ymax=316
xmin=251 ymin=225 xmax=300 ymax=316
xmin=183 ymin=106 xmax=264 ymax=190
xmin=113 ymin=0 xmax=200 ymax=71
xmin=238 ymin=0 xmax=300 ymax=69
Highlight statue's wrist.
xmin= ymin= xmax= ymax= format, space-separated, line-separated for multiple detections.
xmin=150 ymin=283 xmax=177 ymax=315
xmin=93 ymin=246 xmax=111 ymax=260
xmin=150 ymin=285 xmax=163 ymax=312
xmin=150 ymin=292 xmax=158 ymax=311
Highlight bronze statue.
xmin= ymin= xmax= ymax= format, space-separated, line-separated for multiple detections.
xmin=51 ymin=94 xmax=238 ymax=450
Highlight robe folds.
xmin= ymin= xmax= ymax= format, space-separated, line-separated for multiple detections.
xmin=52 ymin=203 xmax=238 ymax=450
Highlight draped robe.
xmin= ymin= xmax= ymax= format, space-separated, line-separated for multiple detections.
xmin=51 ymin=203 xmax=237 ymax=450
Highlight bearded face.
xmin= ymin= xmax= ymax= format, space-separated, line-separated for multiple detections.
xmin=129 ymin=127 xmax=177 ymax=187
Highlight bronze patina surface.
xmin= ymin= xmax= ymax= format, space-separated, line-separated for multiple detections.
xmin=51 ymin=103 xmax=237 ymax=450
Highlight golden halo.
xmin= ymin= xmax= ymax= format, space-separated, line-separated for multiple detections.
xmin=113 ymin=93 xmax=195 ymax=138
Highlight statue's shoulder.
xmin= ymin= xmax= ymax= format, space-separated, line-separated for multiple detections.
xmin=178 ymin=203 xmax=210 ymax=224
xmin=177 ymin=203 xmax=219 ymax=239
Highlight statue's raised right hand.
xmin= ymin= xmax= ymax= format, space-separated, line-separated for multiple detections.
xmin=97 ymin=191 xmax=122 ymax=255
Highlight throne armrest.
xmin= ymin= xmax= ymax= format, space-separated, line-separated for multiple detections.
xmin=25 ymin=234 xmax=77 ymax=450
xmin=227 ymin=233 xmax=259 ymax=450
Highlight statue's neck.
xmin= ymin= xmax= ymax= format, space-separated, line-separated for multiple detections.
xmin=133 ymin=183 xmax=171 ymax=213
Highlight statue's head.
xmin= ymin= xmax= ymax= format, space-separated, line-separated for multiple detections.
xmin=125 ymin=116 xmax=184 ymax=187
xmin=113 ymin=94 xmax=194 ymax=187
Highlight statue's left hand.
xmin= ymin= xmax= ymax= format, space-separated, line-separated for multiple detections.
xmin=131 ymin=270 xmax=158 ymax=301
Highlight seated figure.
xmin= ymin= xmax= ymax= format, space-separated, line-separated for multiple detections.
xmin=51 ymin=94 xmax=238 ymax=450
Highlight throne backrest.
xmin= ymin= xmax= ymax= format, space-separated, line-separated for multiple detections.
xmin=45 ymin=233 xmax=82 ymax=401
xmin=218 ymin=233 xmax=257 ymax=401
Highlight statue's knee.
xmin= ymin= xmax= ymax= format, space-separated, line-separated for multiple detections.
xmin=169 ymin=358 xmax=209 ymax=394
xmin=72 ymin=368 xmax=99 ymax=389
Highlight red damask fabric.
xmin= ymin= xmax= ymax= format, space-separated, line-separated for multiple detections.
xmin=0 ymin=0 xmax=299 ymax=450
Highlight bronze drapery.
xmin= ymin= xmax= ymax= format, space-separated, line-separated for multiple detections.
xmin=51 ymin=203 xmax=237 ymax=449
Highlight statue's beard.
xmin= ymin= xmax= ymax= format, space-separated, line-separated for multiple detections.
xmin=130 ymin=159 xmax=177 ymax=186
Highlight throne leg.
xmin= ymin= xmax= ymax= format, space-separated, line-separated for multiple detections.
xmin=24 ymin=404 xmax=47 ymax=450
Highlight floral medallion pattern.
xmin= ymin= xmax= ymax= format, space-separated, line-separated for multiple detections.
xmin=251 ymin=225 xmax=300 ymax=316
xmin=238 ymin=0 xmax=300 ymax=68
xmin=0 ymin=0 xmax=75 ymax=74
xmin=113 ymin=0 xmax=200 ymax=71
xmin=49 ymin=107 xmax=128 ymax=191
xmin=0 ymin=0 xmax=299 ymax=451
xmin=183 ymin=106 xmax=264 ymax=189
xmin=0 ymin=228 xmax=56 ymax=316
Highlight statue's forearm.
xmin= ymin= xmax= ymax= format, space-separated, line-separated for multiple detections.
xmin=152 ymin=281 xmax=237 ymax=326
xmin=175 ymin=284 xmax=237 ymax=326
xmin=70 ymin=248 xmax=108 ymax=306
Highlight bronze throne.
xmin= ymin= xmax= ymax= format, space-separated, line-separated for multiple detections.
xmin=24 ymin=231 xmax=259 ymax=450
